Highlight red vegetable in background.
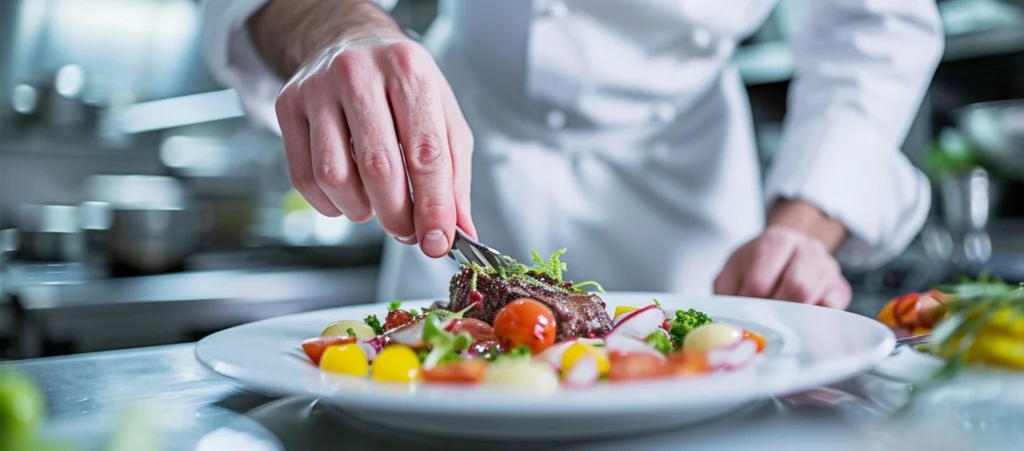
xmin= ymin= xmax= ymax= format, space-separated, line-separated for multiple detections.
xmin=607 ymin=351 xmax=671 ymax=382
xmin=302 ymin=335 xmax=357 ymax=364
xmin=385 ymin=309 xmax=415 ymax=331
xmin=422 ymin=359 xmax=488 ymax=384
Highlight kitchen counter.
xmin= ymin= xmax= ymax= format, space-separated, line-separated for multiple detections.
xmin=9 ymin=343 xmax=1023 ymax=450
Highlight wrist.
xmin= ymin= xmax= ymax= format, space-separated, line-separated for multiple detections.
xmin=249 ymin=0 xmax=403 ymax=78
xmin=767 ymin=198 xmax=847 ymax=253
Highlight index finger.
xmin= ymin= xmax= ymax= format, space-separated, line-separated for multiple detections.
xmin=387 ymin=48 xmax=456 ymax=258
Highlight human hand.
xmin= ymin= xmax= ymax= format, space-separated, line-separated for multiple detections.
xmin=713 ymin=200 xmax=852 ymax=309
xmin=254 ymin=0 xmax=475 ymax=258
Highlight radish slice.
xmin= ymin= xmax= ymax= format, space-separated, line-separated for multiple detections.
xmin=563 ymin=353 xmax=600 ymax=387
xmin=356 ymin=341 xmax=379 ymax=362
xmin=604 ymin=335 xmax=666 ymax=361
xmin=359 ymin=336 xmax=388 ymax=362
xmin=386 ymin=317 xmax=451 ymax=349
xmin=707 ymin=339 xmax=758 ymax=371
xmin=536 ymin=339 xmax=578 ymax=369
xmin=605 ymin=305 xmax=666 ymax=341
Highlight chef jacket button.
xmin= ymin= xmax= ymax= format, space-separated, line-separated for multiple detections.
xmin=546 ymin=109 xmax=566 ymax=129
xmin=652 ymin=102 xmax=677 ymax=123
xmin=691 ymin=27 xmax=713 ymax=51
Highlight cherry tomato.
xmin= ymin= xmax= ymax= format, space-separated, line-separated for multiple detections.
xmin=916 ymin=294 xmax=944 ymax=329
xmin=893 ymin=293 xmax=922 ymax=328
xmin=422 ymin=360 xmax=489 ymax=384
xmin=666 ymin=351 xmax=711 ymax=377
xmin=743 ymin=330 xmax=767 ymax=354
xmin=607 ymin=351 xmax=671 ymax=383
xmin=876 ymin=299 xmax=899 ymax=329
xmin=302 ymin=335 xmax=357 ymax=364
xmin=493 ymin=298 xmax=557 ymax=354
xmin=385 ymin=310 xmax=414 ymax=331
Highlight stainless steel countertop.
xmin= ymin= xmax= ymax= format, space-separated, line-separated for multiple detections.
xmin=10 ymin=343 xmax=1020 ymax=451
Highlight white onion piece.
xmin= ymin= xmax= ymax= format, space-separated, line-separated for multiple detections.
xmin=562 ymin=353 xmax=599 ymax=387
xmin=320 ymin=320 xmax=376 ymax=340
xmin=683 ymin=323 xmax=742 ymax=353
xmin=604 ymin=305 xmax=666 ymax=341
xmin=604 ymin=335 xmax=666 ymax=361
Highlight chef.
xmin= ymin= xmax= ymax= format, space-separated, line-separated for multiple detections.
xmin=201 ymin=0 xmax=943 ymax=308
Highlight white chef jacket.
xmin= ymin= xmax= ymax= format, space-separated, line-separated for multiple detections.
xmin=201 ymin=0 xmax=943 ymax=302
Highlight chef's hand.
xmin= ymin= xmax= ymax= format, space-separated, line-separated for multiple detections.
xmin=714 ymin=199 xmax=852 ymax=309
xmin=249 ymin=0 xmax=476 ymax=258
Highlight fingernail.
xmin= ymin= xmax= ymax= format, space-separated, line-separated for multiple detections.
xmin=422 ymin=229 xmax=448 ymax=256
xmin=394 ymin=234 xmax=416 ymax=245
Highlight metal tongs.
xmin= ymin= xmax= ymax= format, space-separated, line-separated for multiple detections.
xmin=448 ymin=227 xmax=505 ymax=269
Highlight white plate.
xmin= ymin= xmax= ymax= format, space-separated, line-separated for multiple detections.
xmin=196 ymin=293 xmax=895 ymax=439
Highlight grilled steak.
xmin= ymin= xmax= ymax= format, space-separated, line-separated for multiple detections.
xmin=448 ymin=266 xmax=613 ymax=341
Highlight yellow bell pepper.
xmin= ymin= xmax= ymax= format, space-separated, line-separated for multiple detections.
xmin=560 ymin=342 xmax=609 ymax=378
xmin=614 ymin=306 xmax=638 ymax=318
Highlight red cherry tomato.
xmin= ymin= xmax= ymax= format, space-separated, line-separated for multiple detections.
xmin=301 ymin=335 xmax=357 ymax=364
xmin=493 ymin=298 xmax=557 ymax=354
xmin=422 ymin=360 xmax=489 ymax=385
xmin=667 ymin=351 xmax=711 ymax=377
xmin=607 ymin=351 xmax=671 ymax=383
xmin=385 ymin=310 xmax=414 ymax=331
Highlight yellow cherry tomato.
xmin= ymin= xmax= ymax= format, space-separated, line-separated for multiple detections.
xmin=560 ymin=342 xmax=610 ymax=377
xmin=319 ymin=344 xmax=369 ymax=377
xmin=372 ymin=345 xmax=422 ymax=383
xmin=614 ymin=306 xmax=638 ymax=318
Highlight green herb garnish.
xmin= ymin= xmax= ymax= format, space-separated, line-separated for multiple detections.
xmin=388 ymin=300 xmax=402 ymax=311
xmin=467 ymin=249 xmax=603 ymax=295
xmin=408 ymin=309 xmax=419 ymax=317
xmin=421 ymin=313 xmax=473 ymax=368
xmin=646 ymin=331 xmax=673 ymax=355
xmin=653 ymin=298 xmax=661 ymax=307
xmin=509 ymin=345 xmax=532 ymax=357
xmin=345 ymin=328 xmax=356 ymax=338
xmin=364 ymin=314 xmax=384 ymax=335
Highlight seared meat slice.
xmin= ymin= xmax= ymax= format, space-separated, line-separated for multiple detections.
xmin=448 ymin=266 xmax=612 ymax=341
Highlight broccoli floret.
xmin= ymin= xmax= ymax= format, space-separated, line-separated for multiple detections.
xmin=669 ymin=308 xmax=712 ymax=349
xmin=646 ymin=331 xmax=673 ymax=355
xmin=364 ymin=314 xmax=384 ymax=335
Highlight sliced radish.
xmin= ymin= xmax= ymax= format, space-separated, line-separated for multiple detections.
xmin=605 ymin=305 xmax=666 ymax=341
xmin=536 ymin=339 xmax=578 ymax=370
xmin=386 ymin=317 xmax=451 ymax=349
xmin=359 ymin=336 xmax=389 ymax=362
xmin=707 ymin=339 xmax=758 ymax=371
xmin=604 ymin=335 xmax=666 ymax=361
xmin=562 ymin=353 xmax=600 ymax=387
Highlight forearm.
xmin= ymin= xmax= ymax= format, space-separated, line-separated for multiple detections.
xmin=768 ymin=198 xmax=846 ymax=254
xmin=248 ymin=0 xmax=403 ymax=78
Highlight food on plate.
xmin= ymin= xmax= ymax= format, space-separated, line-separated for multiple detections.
xmin=299 ymin=249 xmax=768 ymax=388
xmin=447 ymin=250 xmax=613 ymax=341
xmin=876 ymin=289 xmax=948 ymax=338
xmin=878 ymin=278 xmax=1024 ymax=374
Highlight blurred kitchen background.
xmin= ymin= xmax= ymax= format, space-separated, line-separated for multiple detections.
xmin=0 ymin=0 xmax=1021 ymax=359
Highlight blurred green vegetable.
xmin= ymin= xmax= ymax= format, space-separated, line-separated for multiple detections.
xmin=0 ymin=369 xmax=45 ymax=446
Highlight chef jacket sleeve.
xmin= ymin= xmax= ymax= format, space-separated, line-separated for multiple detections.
xmin=763 ymin=0 xmax=943 ymax=270
xmin=199 ymin=0 xmax=399 ymax=135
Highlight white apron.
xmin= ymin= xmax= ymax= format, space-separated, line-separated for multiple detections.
xmin=375 ymin=18 xmax=765 ymax=302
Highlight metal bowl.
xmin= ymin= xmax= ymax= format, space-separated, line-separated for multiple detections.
xmin=107 ymin=208 xmax=196 ymax=274
xmin=956 ymin=100 xmax=1024 ymax=182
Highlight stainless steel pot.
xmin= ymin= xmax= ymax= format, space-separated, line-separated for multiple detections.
xmin=81 ymin=175 xmax=198 ymax=274
xmin=107 ymin=208 xmax=195 ymax=274
xmin=957 ymin=100 xmax=1024 ymax=182
xmin=13 ymin=204 xmax=86 ymax=262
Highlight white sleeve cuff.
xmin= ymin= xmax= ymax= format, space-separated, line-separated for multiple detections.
xmin=764 ymin=105 xmax=932 ymax=270
xmin=200 ymin=0 xmax=401 ymax=135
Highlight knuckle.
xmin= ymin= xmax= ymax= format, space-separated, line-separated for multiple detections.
xmin=378 ymin=219 xmax=413 ymax=237
xmin=359 ymin=149 xmax=396 ymax=182
xmin=313 ymin=161 xmax=348 ymax=188
xmin=331 ymin=51 xmax=370 ymax=83
xmin=788 ymin=280 xmax=814 ymax=301
xmin=407 ymin=135 xmax=446 ymax=174
xmin=387 ymin=41 xmax=427 ymax=74
xmin=289 ymin=172 xmax=319 ymax=199
xmin=745 ymin=278 xmax=773 ymax=297
xmin=346 ymin=208 xmax=375 ymax=224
